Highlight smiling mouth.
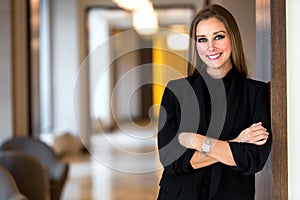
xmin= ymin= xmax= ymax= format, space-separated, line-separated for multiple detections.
xmin=207 ymin=53 xmax=222 ymax=60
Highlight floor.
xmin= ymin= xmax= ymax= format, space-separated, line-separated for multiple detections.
xmin=60 ymin=123 xmax=163 ymax=200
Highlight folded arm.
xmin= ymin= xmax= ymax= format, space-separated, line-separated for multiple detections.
xmin=179 ymin=82 xmax=272 ymax=174
xmin=179 ymin=122 xmax=269 ymax=169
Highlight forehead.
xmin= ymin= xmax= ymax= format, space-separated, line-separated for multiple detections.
xmin=196 ymin=17 xmax=227 ymax=34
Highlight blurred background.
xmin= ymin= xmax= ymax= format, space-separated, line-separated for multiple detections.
xmin=0 ymin=0 xmax=299 ymax=199
xmin=0 ymin=0 xmax=259 ymax=145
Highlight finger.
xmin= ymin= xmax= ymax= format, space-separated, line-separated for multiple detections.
xmin=178 ymin=132 xmax=197 ymax=148
xmin=255 ymin=138 xmax=268 ymax=146
xmin=250 ymin=122 xmax=262 ymax=127
xmin=250 ymin=125 xmax=267 ymax=132
xmin=250 ymin=130 xmax=269 ymax=138
xmin=248 ymin=132 xmax=269 ymax=143
xmin=253 ymin=133 xmax=269 ymax=142
xmin=248 ymin=131 xmax=269 ymax=143
xmin=249 ymin=123 xmax=265 ymax=129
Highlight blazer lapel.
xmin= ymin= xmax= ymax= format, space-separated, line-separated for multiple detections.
xmin=222 ymin=72 xmax=243 ymax=138
xmin=209 ymin=71 xmax=244 ymax=200
xmin=192 ymin=74 xmax=209 ymax=133
xmin=190 ymin=70 xmax=244 ymax=137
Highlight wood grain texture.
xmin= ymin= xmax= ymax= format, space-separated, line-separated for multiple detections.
xmin=255 ymin=0 xmax=287 ymax=199
xmin=270 ymin=0 xmax=288 ymax=199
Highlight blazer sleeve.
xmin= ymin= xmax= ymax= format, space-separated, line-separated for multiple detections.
xmin=229 ymin=82 xmax=272 ymax=175
xmin=157 ymin=82 xmax=195 ymax=175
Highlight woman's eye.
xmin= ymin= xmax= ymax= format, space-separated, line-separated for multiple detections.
xmin=197 ymin=38 xmax=207 ymax=43
xmin=215 ymin=35 xmax=225 ymax=40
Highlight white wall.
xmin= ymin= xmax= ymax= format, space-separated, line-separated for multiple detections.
xmin=256 ymin=0 xmax=271 ymax=82
xmin=88 ymin=10 xmax=112 ymax=131
xmin=0 ymin=0 xmax=13 ymax=142
xmin=287 ymin=0 xmax=300 ymax=199
xmin=40 ymin=0 xmax=52 ymax=133
xmin=114 ymin=31 xmax=141 ymax=121
xmin=51 ymin=0 xmax=79 ymax=134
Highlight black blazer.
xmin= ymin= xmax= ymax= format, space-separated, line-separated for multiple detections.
xmin=157 ymin=69 xmax=272 ymax=200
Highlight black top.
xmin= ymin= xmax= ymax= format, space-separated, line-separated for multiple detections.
xmin=199 ymin=68 xmax=236 ymax=199
xmin=157 ymin=67 xmax=272 ymax=200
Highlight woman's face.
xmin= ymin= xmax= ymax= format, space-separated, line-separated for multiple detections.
xmin=195 ymin=17 xmax=232 ymax=77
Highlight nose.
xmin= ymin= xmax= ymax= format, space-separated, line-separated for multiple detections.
xmin=208 ymin=40 xmax=215 ymax=52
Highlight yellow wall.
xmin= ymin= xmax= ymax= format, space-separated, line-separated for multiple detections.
xmin=152 ymin=37 xmax=187 ymax=118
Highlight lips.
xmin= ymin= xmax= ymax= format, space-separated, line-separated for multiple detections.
xmin=207 ymin=53 xmax=222 ymax=60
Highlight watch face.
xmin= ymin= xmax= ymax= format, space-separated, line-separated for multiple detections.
xmin=202 ymin=143 xmax=211 ymax=153
xmin=202 ymin=138 xmax=211 ymax=153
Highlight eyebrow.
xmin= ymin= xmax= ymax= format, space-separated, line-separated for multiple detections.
xmin=196 ymin=30 xmax=226 ymax=38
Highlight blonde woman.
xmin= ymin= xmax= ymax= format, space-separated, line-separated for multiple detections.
xmin=157 ymin=4 xmax=271 ymax=200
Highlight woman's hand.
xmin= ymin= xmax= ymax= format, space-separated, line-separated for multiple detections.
xmin=178 ymin=122 xmax=269 ymax=169
xmin=178 ymin=122 xmax=269 ymax=150
xmin=178 ymin=132 xmax=203 ymax=151
xmin=231 ymin=122 xmax=269 ymax=145
xmin=178 ymin=133 xmax=237 ymax=166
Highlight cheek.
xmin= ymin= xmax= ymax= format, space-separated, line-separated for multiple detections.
xmin=196 ymin=47 xmax=208 ymax=62
xmin=196 ymin=45 xmax=206 ymax=55
xmin=218 ymin=40 xmax=232 ymax=52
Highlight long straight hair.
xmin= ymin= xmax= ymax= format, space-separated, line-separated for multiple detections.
xmin=187 ymin=4 xmax=248 ymax=78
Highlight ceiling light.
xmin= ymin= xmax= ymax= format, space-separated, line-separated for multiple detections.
xmin=167 ymin=33 xmax=189 ymax=50
xmin=113 ymin=0 xmax=150 ymax=11
xmin=133 ymin=2 xmax=158 ymax=35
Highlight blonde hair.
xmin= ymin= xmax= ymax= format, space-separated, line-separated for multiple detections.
xmin=187 ymin=4 xmax=248 ymax=77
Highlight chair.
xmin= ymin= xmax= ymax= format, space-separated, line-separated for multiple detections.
xmin=0 ymin=164 xmax=28 ymax=200
xmin=0 ymin=151 xmax=50 ymax=200
xmin=0 ymin=137 xmax=69 ymax=200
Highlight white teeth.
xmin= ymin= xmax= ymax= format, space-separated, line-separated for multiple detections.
xmin=208 ymin=53 xmax=221 ymax=59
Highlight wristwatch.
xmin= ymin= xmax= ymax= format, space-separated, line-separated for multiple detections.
xmin=201 ymin=137 xmax=212 ymax=154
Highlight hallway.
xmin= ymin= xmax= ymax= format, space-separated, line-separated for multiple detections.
xmin=61 ymin=124 xmax=162 ymax=200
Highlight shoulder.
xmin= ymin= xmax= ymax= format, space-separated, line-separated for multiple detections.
xmin=167 ymin=74 xmax=199 ymax=88
xmin=163 ymin=74 xmax=200 ymax=100
xmin=244 ymin=78 xmax=269 ymax=90
xmin=242 ymin=78 xmax=270 ymax=98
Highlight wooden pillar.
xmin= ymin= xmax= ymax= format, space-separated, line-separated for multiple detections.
xmin=270 ymin=0 xmax=288 ymax=199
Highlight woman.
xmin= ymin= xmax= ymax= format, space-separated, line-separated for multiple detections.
xmin=157 ymin=4 xmax=271 ymax=200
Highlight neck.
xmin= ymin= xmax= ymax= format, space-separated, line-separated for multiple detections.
xmin=206 ymin=65 xmax=233 ymax=79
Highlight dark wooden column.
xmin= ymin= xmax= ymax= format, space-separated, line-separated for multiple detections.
xmin=255 ymin=0 xmax=287 ymax=199
xmin=270 ymin=0 xmax=288 ymax=199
